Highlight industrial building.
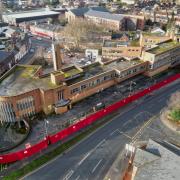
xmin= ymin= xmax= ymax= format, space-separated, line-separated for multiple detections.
xmin=2 ymin=8 xmax=60 ymax=25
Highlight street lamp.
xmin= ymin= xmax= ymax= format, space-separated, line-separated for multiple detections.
xmin=44 ymin=119 xmax=49 ymax=137
xmin=129 ymin=81 xmax=136 ymax=96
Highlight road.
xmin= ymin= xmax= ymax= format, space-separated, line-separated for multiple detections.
xmin=23 ymin=79 xmax=180 ymax=180
xmin=19 ymin=36 xmax=52 ymax=65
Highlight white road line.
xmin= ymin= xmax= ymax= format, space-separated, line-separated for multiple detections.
xmin=110 ymin=129 xmax=119 ymax=136
xmin=118 ymin=130 xmax=132 ymax=139
xmin=75 ymin=175 xmax=80 ymax=180
xmin=63 ymin=170 xmax=74 ymax=180
xmin=91 ymin=159 xmax=103 ymax=173
xmin=78 ymin=152 xmax=91 ymax=166
xmin=94 ymin=139 xmax=106 ymax=149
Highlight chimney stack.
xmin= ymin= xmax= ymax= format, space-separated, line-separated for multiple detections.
xmin=52 ymin=42 xmax=64 ymax=71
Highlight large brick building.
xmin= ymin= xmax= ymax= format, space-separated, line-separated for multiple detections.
xmin=0 ymin=40 xmax=180 ymax=122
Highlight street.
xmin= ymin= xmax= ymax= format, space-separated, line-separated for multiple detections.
xmin=22 ymin=78 xmax=180 ymax=180
xmin=19 ymin=36 xmax=52 ymax=65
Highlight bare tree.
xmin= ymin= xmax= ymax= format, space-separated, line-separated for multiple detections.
xmin=61 ymin=19 xmax=107 ymax=49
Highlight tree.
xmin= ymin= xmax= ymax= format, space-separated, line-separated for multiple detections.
xmin=61 ymin=19 xmax=107 ymax=49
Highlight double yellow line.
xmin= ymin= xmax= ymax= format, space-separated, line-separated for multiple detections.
xmin=131 ymin=115 xmax=158 ymax=144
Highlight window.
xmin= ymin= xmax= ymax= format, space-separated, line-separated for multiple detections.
xmin=81 ymin=84 xmax=87 ymax=90
xmin=71 ymin=88 xmax=79 ymax=94
xmin=58 ymin=90 xmax=64 ymax=100
xmin=16 ymin=96 xmax=35 ymax=111
xmin=96 ymin=79 xmax=100 ymax=84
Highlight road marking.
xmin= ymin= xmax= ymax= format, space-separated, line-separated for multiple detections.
xmin=147 ymin=126 xmax=162 ymax=135
xmin=131 ymin=115 xmax=157 ymax=143
xmin=94 ymin=139 xmax=106 ymax=149
xmin=75 ymin=175 xmax=80 ymax=180
xmin=91 ymin=159 xmax=103 ymax=173
xmin=63 ymin=170 xmax=74 ymax=180
xmin=118 ymin=130 xmax=132 ymax=139
xmin=78 ymin=152 xmax=91 ymax=166
xmin=110 ymin=129 xmax=119 ymax=136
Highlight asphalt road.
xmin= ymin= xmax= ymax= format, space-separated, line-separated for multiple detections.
xmin=19 ymin=36 xmax=52 ymax=65
xmin=23 ymin=79 xmax=180 ymax=180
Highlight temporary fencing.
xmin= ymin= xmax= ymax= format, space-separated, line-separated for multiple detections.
xmin=0 ymin=73 xmax=180 ymax=164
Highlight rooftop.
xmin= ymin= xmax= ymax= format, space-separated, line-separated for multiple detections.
xmin=104 ymin=58 xmax=143 ymax=71
xmin=85 ymin=10 xmax=124 ymax=22
xmin=70 ymin=6 xmax=108 ymax=17
xmin=0 ymin=51 xmax=12 ymax=63
xmin=0 ymin=65 xmax=59 ymax=96
xmin=103 ymin=40 xmax=129 ymax=47
xmin=134 ymin=139 xmax=180 ymax=180
xmin=3 ymin=9 xmax=59 ymax=19
xmin=146 ymin=40 xmax=180 ymax=54
xmin=66 ymin=58 xmax=143 ymax=85
xmin=66 ymin=62 xmax=106 ymax=85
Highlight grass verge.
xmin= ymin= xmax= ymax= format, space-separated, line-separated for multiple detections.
xmin=3 ymin=113 xmax=116 ymax=180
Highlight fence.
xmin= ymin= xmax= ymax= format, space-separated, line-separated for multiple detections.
xmin=0 ymin=73 xmax=180 ymax=164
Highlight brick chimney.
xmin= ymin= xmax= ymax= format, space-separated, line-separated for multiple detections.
xmin=52 ymin=42 xmax=64 ymax=71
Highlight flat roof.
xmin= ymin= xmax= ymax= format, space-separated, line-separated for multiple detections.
xmin=66 ymin=62 xmax=106 ymax=85
xmin=103 ymin=40 xmax=129 ymax=47
xmin=146 ymin=41 xmax=180 ymax=54
xmin=0 ymin=65 xmax=60 ymax=96
xmin=104 ymin=58 xmax=143 ymax=71
xmin=3 ymin=9 xmax=59 ymax=19
xmin=66 ymin=58 xmax=143 ymax=85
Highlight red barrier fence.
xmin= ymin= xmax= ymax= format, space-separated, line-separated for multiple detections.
xmin=0 ymin=73 xmax=180 ymax=164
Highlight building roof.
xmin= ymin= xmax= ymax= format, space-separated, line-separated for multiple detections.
xmin=0 ymin=51 xmax=12 ymax=63
xmin=85 ymin=10 xmax=124 ymax=22
xmin=3 ymin=9 xmax=59 ymax=20
xmin=103 ymin=40 xmax=129 ymax=47
xmin=134 ymin=139 xmax=180 ymax=180
xmin=70 ymin=6 xmax=108 ymax=17
xmin=146 ymin=40 xmax=180 ymax=54
xmin=0 ymin=65 xmax=60 ymax=96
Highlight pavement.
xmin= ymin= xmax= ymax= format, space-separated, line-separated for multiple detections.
xmin=22 ymin=75 xmax=180 ymax=180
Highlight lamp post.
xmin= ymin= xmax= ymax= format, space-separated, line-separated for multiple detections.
xmin=44 ymin=119 xmax=49 ymax=137
xmin=129 ymin=81 xmax=136 ymax=96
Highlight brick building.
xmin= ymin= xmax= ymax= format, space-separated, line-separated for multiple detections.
xmin=0 ymin=40 xmax=180 ymax=122
xmin=102 ymin=40 xmax=142 ymax=59
xmin=143 ymin=40 xmax=180 ymax=76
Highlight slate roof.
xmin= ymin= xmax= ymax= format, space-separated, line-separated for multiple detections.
xmin=0 ymin=51 xmax=11 ymax=63
xmin=134 ymin=139 xmax=180 ymax=180
xmin=70 ymin=6 xmax=108 ymax=17
xmin=85 ymin=10 xmax=124 ymax=21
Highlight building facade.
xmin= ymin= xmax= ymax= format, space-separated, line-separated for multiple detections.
xmin=102 ymin=40 xmax=142 ymax=59
xmin=143 ymin=40 xmax=180 ymax=76
xmin=0 ymin=40 xmax=180 ymax=122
